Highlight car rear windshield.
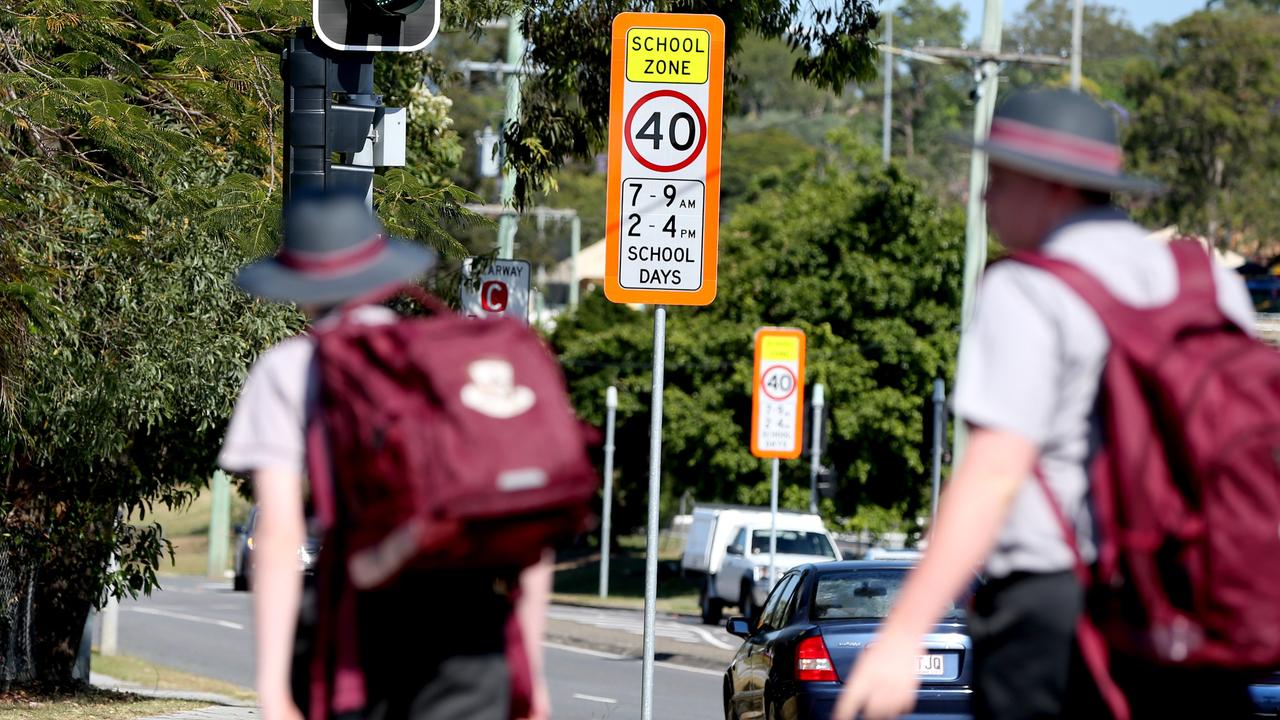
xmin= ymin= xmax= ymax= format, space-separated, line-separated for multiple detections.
xmin=811 ymin=569 xmax=966 ymax=621
xmin=750 ymin=530 xmax=837 ymax=558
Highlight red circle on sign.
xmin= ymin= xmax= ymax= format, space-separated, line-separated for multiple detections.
xmin=624 ymin=90 xmax=708 ymax=173
xmin=760 ymin=365 xmax=798 ymax=401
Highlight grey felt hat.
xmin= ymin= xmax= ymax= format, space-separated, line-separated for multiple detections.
xmin=235 ymin=190 xmax=437 ymax=306
xmin=957 ymin=88 xmax=1161 ymax=194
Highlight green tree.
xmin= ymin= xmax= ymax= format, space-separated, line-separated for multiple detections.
xmin=551 ymin=136 xmax=965 ymax=536
xmin=860 ymin=0 xmax=970 ymax=198
xmin=508 ymin=0 xmax=883 ymax=208
xmin=1123 ymin=6 xmax=1280 ymax=257
xmin=1003 ymin=0 xmax=1150 ymax=99
xmin=0 ymin=0 xmax=478 ymax=688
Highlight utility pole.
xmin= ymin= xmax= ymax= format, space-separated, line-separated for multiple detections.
xmin=570 ymin=215 xmax=581 ymax=308
xmin=207 ymin=470 xmax=231 ymax=578
xmin=496 ymin=14 xmax=524 ymax=259
xmin=1070 ymin=0 xmax=1084 ymax=91
xmin=953 ymin=0 xmax=1003 ymax=463
xmin=881 ymin=0 xmax=894 ymax=164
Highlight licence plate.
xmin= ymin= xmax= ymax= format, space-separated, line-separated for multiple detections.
xmin=916 ymin=654 xmax=945 ymax=676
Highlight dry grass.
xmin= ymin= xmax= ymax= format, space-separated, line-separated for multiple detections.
xmin=92 ymin=653 xmax=255 ymax=703
xmin=0 ymin=687 xmax=204 ymax=720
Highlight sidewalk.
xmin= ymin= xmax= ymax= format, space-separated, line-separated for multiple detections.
xmin=91 ymin=672 xmax=257 ymax=720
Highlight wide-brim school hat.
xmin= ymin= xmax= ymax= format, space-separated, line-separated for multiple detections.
xmin=235 ymin=190 xmax=437 ymax=306
xmin=953 ymin=88 xmax=1162 ymax=194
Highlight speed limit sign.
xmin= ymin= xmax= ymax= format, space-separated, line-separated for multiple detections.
xmin=605 ymin=13 xmax=724 ymax=306
xmin=751 ymin=327 xmax=807 ymax=459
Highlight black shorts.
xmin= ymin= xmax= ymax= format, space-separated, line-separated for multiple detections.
xmin=294 ymin=570 xmax=514 ymax=720
xmin=969 ymin=570 xmax=1254 ymax=720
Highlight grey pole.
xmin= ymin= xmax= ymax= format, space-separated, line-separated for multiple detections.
xmin=570 ymin=215 xmax=582 ymax=308
xmin=496 ymin=14 xmax=524 ymax=259
xmin=1069 ymin=0 xmax=1084 ymax=91
xmin=769 ymin=457 xmax=779 ymax=595
xmin=808 ymin=384 xmax=825 ymax=514
xmin=207 ymin=469 xmax=231 ymax=578
xmin=100 ymin=555 xmax=119 ymax=656
xmin=953 ymin=0 xmax=1003 ymax=464
xmin=640 ymin=307 xmax=667 ymax=720
xmin=881 ymin=0 xmax=894 ymax=164
xmin=930 ymin=379 xmax=946 ymax=525
xmin=599 ymin=385 xmax=617 ymax=598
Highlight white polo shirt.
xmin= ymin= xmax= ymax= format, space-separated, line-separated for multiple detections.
xmin=954 ymin=208 xmax=1255 ymax=579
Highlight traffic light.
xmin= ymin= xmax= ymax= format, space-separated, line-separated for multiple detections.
xmin=815 ymin=466 xmax=838 ymax=500
xmin=283 ymin=31 xmax=396 ymax=203
xmin=801 ymin=397 xmax=830 ymax=460
xmin=314 ymin=0 xmax=440 ymax=52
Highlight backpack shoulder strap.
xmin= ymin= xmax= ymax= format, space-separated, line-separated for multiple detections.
xmin=1168 ymin=239 xmax=1216 ymax=304
xmin=1166 ymin=240 xmax=1235 ymax=332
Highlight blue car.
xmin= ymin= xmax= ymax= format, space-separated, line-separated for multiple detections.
xmin=1253 ymin=670 xmax=1280 ymax=716
xmin=723 ymin=560 xmax=972 ymax=720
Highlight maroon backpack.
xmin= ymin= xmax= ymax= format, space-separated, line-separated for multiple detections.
xmin=302 ymin=285 xmax=598 ymax=720
xmin=1013 ymin=241 xmax=1280 ymax=718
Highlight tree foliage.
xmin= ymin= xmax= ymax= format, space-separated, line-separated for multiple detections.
xmin=1002 ymin=0 xmax=1150 ymax=100
xmin=551 ymin=136 xmax=964 ymax=536
xmin=506 ymin=0 xmax=883 ymax=208
xmin=0 ymin=0 xmax=478 ymax=688
xmin=1123 ymin=5 xmax=1280 ymax=257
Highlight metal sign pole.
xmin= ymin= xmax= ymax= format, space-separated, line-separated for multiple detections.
xmin=640 ymin=307 xmax=666 ymax=720
xmin=808 ymin=383 xmax=825 ymax=514
xmin=930 ymin=379 xmax=946 ymax=525
xmin=600 ymin=386 xmax=618 ymax=598
xmin=770 ymin=457 xmax=779 ymax=593
xmin=954 ymin=0 xmax=1003 ymax=464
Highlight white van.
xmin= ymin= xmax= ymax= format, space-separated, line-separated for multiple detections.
xmin=680 ymin=505 xmax=841 ymax=624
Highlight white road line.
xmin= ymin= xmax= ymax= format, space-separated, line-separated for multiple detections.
xmin=125 ymin=606 xmax=245 ymax=630
xmin=550 ymin=608 xmax=738 ymax=649
xmin=543 ymin=642 xmax=725 ymax=677
xmin=687 ymin=625 xmax=738 ymax=651
xmin=573 ymin=693 xmax=618 ymax=704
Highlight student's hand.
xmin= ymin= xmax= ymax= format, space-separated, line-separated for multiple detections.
xmin=259 ymin=691 xmax=304 ymax=720
xmin=832 ymin=633 xmax=921 ymax=720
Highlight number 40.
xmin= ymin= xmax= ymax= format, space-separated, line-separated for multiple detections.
xmin=636 ymin=111 xmax=696 ymax=151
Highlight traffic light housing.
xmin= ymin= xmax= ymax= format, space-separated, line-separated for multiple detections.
xmin=282 ymin=31 xmax=380 ymax=202
xmin=816 ymin=466 xmax=837 ymax=500
xmin=314 ymin=0 xmax=440 ymax=52
xmin=801 ymin=397 xmax=830 ymax=460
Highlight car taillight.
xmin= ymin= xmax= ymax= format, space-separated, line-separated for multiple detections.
xmin=796 ymin=635 xmax=839 ymax=682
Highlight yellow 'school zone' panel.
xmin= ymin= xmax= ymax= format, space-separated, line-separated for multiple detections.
xmin=760 ymin=335 xmax=800 ymax=363
xmin=625 ymin=28 xmax=710 ymax=84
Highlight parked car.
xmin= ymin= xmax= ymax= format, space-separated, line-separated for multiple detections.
xmin=723 ymin=560 xmax=972 ymax=720
xmin=1252 ymin=670 xmax=1280 ymax=716
xmin=233 ymin=505 xmax=321 ymax=591
xmin=681 ymin=505 xmax=841 ymax=625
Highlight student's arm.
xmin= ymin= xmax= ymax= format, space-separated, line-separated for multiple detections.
xmin=832 ymin=427 xmax=1038 ymax=720
xmin=515 ymin=549 xmax=554 ymax=720
xmin=252 ymin=467 xmax=307 ymax=720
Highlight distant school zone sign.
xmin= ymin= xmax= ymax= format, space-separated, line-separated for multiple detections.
xmin=605 ymin=12 xmax=725 ymax=307
xmin=751 ymin=327 xmax=807 ymax=459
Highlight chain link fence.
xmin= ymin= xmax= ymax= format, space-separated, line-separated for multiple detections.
xmin=0 ymin=545 xmax=36 ymax=688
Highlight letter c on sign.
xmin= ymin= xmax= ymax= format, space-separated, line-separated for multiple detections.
xmin=481 ymin=280 xmax=509 ymax=312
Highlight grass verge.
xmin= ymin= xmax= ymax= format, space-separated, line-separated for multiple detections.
xmin=0 ymin=687 xmax=204 ymax=720
xmin=553 ymin=534 xmax=700 ymax=615
xmin=92 ymin=653 xmax=256 ymax=704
